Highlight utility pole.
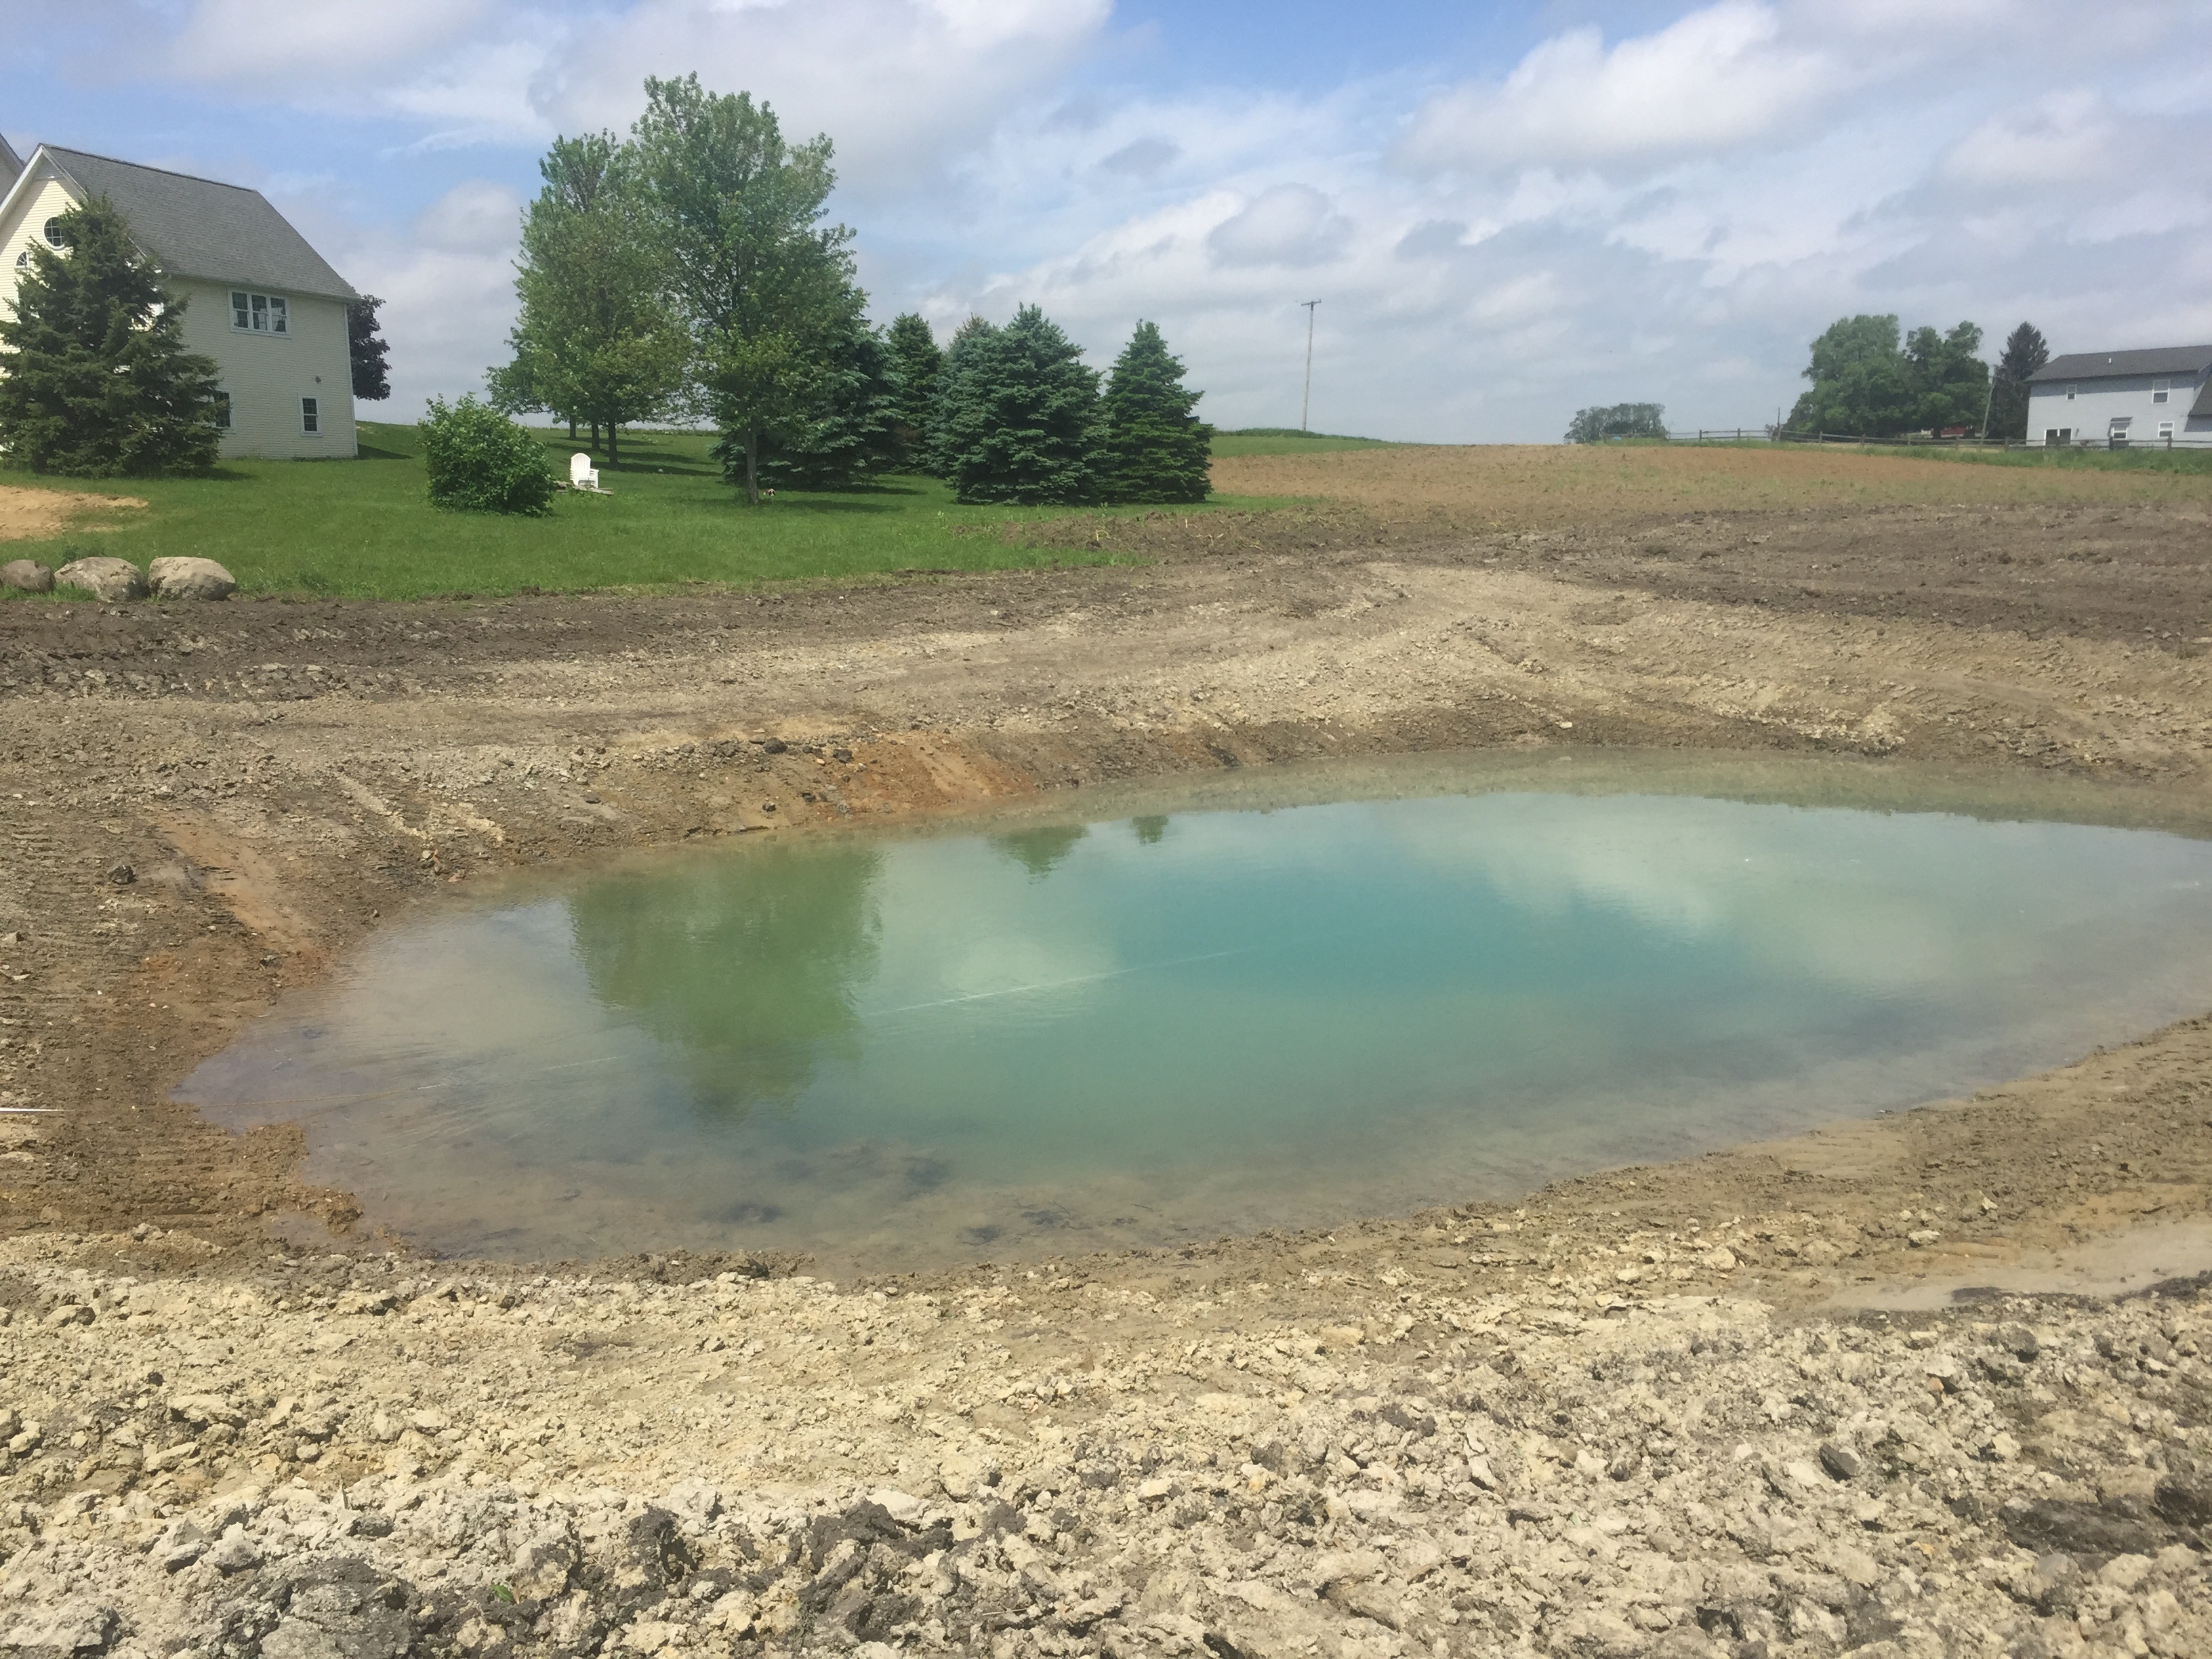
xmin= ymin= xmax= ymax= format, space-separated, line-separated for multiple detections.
xmin=1300 ymin=300 xmax=1320 ymax=432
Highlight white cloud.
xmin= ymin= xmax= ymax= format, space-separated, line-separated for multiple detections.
xmin=1942 ymin=91 xmax=2118 ymax=190
xmin=529 ymin=0 xmax=1113 ymax=194
xmin=413 ymin=180 xmax=523 ymax=254
xmin=163 ymin=0 xmax=499 ymax=86
xmin=1398 ymin=1 xmax=1839 ymax=174
xmin=1206 ymin=184 xmax=1352 ymax=270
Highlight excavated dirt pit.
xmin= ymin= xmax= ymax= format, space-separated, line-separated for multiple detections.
xmin=1 ymin=450 xmax=2210 ymax=1657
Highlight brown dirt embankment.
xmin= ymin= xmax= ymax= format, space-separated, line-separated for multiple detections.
xmin=0 ymin=470 xmax=2209 ymax=1261
xmin=3 ymin=447 xmax=2212 ymax=1656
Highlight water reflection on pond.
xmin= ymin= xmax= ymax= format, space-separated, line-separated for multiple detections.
xmin=179 ymin=758 xmax=2212 ymax=1269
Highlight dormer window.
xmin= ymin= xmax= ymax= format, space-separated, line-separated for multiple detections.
xmin=230 ymin=290 xmax=288 ymax=335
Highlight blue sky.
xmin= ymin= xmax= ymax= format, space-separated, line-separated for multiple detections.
xmin=7 ymin=1 xmax=2209 ymax=438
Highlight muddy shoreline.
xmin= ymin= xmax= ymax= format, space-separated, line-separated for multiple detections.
xmin=2 ymin=487 xmax=2211 ymax=1654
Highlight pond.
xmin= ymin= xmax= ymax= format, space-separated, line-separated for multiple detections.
xmin=178 ymin=755 xmax=2212 ymax=1269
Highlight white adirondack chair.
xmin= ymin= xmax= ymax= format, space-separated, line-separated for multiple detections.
xmin=569 ymin=452 xmax=604 ymax=491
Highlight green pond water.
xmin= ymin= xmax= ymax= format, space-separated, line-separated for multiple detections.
xmin=178 ymin=758 xmax=2212 ymax=1269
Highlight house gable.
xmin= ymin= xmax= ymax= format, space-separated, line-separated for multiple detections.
xmin=0 ymin=145 xmax=361 ymax=462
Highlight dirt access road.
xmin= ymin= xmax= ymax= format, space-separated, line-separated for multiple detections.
xmin=1 ymin=445 xmax=2211 ymax=1655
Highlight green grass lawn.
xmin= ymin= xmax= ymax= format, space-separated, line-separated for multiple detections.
xmin=1211 ymin=428 xmax=1399 ymax=457
xmin=1 ymin=424 xmax=1290 ymax=601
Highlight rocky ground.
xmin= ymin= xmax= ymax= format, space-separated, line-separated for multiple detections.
xmin=1 ymin=1223 xmax=2209 ymax=1659
xmin=1 ymin=455 xmax=2210 ymax=1654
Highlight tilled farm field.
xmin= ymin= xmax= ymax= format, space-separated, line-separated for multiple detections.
xmin=1 ymin=447 xmax=2211 ymax=1658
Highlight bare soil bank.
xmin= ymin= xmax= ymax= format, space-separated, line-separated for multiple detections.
xmin=2 ymin=460 xmax=2211 ymax=1654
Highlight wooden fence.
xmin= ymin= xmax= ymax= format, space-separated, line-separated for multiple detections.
xmin=1662 ymin=429 xmax=2212 ymax=451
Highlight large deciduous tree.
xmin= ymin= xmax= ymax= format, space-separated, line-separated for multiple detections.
xmin=930 ymin=306 xmax=1106 ymax=506
xmin=0 ymin=197 xmax=222 ymax=476
xmin=348 ymin=294 xmax=392 ymax=402
xmin=1904 ymin=321 xmax=1989 ymax=434
xmin=628 ymin=75 xmax=859 ymax=505
xmin=1563 ymin=403 xmax=1668 ymax=443
xmin=1988 ymin=322 xmax=2050 ymax=441
xmin=1099 ymin=320 xmax=1210 ymax=504
xmin=488 ymin=131 xmax=689 ymax=466
xmin=1788 ymin=314 xmax=1990 ymax=438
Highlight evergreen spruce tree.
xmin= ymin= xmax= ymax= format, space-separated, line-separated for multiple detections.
xmin=930 ymin=306 xmax=1104 ymax=506
xmin=1099 ymin=321 xmax=1210 ymax=504
xmin=1989 ymin=322 xmax=2049 ymax=441
xmin=923 ymin=315 xmax=996 ymax=478
xmin=884 ymin=312 xmax=941 ymax=464
xmin=741 ymin=313 xmax=903 ymax=490
xmin=348 ymin=294 xmax=392 ymax=402
xmin=0 ymin=197 xmax=222 ymax=476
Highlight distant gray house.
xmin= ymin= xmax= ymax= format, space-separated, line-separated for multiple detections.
xmin=2027 ymin=345 xmax=2212 ymax=447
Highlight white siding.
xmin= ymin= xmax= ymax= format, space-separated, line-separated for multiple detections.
xmin=173 ymin=279 xmax=356 ymax=461
xmin=2028 ymin=372 xmax=2212 ymax=447
xmin=0 ymin=171 xmax=82 ymax=320
xmin=0 ymin=163 xmax=358 ymax=462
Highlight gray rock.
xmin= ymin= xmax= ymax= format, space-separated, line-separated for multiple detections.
xmin=157 ymin=1519 xmax=209 ymax=1572
xmin=0 ymin=1598 xmax=117 ymax=1656
xmin=53 ymin=557 xmax=147 ymax=602
xmin=147 ymin=556 xmax=237 ymax=600
xmin=1818 ymin=1441 xmax=1864 ymax=1481
xmin=1 ymin=559 xmax=54 ymax=594
xmin=2154 ymin=1472 xmax=2212 ymax=1528
xmin=205 ymin=1523 xmax=261 ymax=1574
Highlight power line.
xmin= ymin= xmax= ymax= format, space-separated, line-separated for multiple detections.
xmin=1300 ymin=300 xmax=1320 ymax=432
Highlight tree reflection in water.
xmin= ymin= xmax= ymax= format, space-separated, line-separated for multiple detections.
xmin=566 ymin=842 xmax=882 ymax=1120
xmin=989 ymin=824 xmax=1088 ymax=878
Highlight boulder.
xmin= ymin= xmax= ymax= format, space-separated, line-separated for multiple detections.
xmin=0 ymin=559 xmax=54 ymax=594
xmin=54 ymin=556 xmax=147 ymax=602
xmin=148 ymin=556 xmax=238 ymax=600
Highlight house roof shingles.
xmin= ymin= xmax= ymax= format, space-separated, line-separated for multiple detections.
xmin=2031 ymin=345 xmax=2212 ymax=384
xmin=0 ymin=136 xmax=22 ymax=192
xmin=38 ymin=146 xmax=357 ymax=303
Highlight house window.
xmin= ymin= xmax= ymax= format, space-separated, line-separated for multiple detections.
xmin=300 ymin=396 xmax=320 ymax=435
xmin=2045 ymin=428 xmax=2073 ymax=444
xmin=212 ymin=392 xmax=232 ymax=431
xmin=2152 ymin=379 xmax=2170 ymax=404
xmin=41 ymin=217 xmax=66 ymax=248
xmin=2066 ymin=385 xmax=2077 ymax=401
xmin=229 ymin=290 xmax=289 ymax=335
xmin=2158 ymin=422 xmax=2174 ymax=442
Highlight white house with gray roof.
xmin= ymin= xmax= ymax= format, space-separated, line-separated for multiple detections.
xmin=0 ymin=140 xmax=359 ymax=459
xmin=2027 ymin=345 xmax=2212 ymax=449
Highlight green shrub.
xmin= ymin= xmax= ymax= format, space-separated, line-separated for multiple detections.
xmin=419 ymin=395 xmax=556 ymax=514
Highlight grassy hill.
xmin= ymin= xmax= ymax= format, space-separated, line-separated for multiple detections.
xmin=1210 ymin=428 xmax=1398 ymax=457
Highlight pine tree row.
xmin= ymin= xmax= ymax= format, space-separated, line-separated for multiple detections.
xmin=814 ymin=306 xmax=1212 ymax=506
